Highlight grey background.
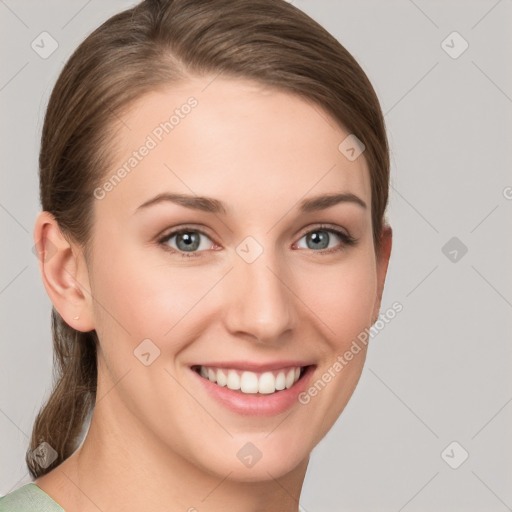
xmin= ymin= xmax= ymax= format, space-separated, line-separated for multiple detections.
xmin=1 ymin=1 xmax=511 ymax=510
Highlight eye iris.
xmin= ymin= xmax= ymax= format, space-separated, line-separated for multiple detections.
xmin=307 ymin=230 xmax=329 ymax=250
xmin=176 ymin=231 xmax=200 ymax=252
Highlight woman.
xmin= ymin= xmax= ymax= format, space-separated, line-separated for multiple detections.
xmin=1 ymin=0 xmax=392 ymax=510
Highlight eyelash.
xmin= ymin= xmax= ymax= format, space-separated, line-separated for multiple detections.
xmin=157 ymin=224 xmax=358 ymax=259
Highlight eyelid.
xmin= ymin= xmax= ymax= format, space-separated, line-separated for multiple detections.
xmin=157 ymin=222 xmax=357 ymax=257
xmin=296 ymin=223 xmax=353 ymax=241
xmin=157 ymin=224 xmax=217 ymax=247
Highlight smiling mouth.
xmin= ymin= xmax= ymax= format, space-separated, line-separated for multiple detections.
xmin=191 ymin=364 xmax=311 ymax=395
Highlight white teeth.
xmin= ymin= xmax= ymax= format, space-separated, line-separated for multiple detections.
xmin=258 ymin=372 xmax=276 ymax=394
xmin=285 ymin=368 xmax=296 ymax=389
xmin=226 ymin=369 xmax=241 ymax=390
xmin=240 ymin=372 xmax=259 ymax=393
xmin=197 ymin=365 xmax=304 ymax=394
xmin=275 ymin=371 xmax=286 ymax=391
xmin=216 ymin=369 xmax=227 ymax=387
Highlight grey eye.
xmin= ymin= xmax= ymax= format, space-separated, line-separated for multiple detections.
xmin=296 ymin=229 xmax=343 ymax=251
xmin=163 ymin=230 xmax=212 ymax=253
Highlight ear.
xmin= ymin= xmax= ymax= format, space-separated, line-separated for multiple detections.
xmin=371 ymin=224 xmax=393 ymax=323
xmin=33 ymin=211 xmax=95 ymax=332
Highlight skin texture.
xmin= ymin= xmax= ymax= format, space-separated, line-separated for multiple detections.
xmin=33 ymin=76 xmax=392 ymax=512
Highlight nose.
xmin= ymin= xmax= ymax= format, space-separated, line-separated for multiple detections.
xmin=222 ymin=246 xmax=298 ymax=345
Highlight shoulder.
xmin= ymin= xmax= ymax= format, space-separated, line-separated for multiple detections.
xmin=0 ymin=483 xmax=66 ymax=512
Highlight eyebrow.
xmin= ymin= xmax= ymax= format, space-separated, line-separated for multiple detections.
xmin=135 ymin=191 xmax=367 ymax=215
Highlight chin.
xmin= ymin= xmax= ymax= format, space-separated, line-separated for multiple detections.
xmin=203 ymin=436 xmax=311 ymax=483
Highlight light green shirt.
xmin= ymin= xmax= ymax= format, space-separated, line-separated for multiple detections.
xmin=0 ymin=483 xmax=65 ymax=511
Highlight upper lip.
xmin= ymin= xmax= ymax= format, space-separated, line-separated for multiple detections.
xmin=191 ymin=360 xmax=315 ymax=372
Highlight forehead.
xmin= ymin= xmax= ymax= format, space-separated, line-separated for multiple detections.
xmin=96 ymin=77 xmax=371 ymax=220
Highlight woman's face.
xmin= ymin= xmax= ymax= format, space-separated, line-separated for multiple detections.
xmin=78 ymin=77 xmax=391 ymax=481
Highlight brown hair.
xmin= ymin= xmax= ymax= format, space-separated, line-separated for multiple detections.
xmin=27 ymin=0 xmax=389 ymax=478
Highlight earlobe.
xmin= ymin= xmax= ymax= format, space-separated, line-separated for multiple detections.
xmin=33 ymin=211 xmax=95 ymax=332
xmin=371 ymin=224 xmax=393 ymax=323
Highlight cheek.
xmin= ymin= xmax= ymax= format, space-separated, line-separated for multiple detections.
xmin=298 ymin=251 xmax=377 ymax=347
xmin=89 ymin=238 xmax=215 ymax=356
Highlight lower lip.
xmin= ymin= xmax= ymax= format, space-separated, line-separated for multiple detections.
xmin=190 ymin=365 xmax=316 ymax=417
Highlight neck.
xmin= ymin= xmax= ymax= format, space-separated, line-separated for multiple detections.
xmin=40 ymin=387 xmax=309 ymax=512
